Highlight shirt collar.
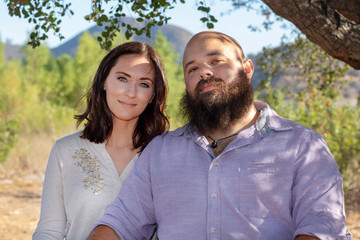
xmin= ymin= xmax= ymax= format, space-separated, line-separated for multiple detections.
xmin=254 ymin=101 xmax=293 ymax=135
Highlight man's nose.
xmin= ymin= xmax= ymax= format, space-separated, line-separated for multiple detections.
xmin=198 ymin=64 xmax=213 ymax=79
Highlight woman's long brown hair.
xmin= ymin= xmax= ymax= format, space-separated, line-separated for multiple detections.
xmin=74 ymin=41 xmax=169 ymax=151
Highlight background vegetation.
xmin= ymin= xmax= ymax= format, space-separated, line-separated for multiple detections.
xmin=0 ymin=31 xmax=359 ymax=206
xmin=255 ymin=36 xmax=360 ymax=204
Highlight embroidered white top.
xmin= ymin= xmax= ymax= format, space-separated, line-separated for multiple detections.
xmin=32 ymin=131 xmax=137 ymax=240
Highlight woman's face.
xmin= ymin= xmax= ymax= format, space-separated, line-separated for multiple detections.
xmin=104 ymin=54 xmax=155 ymax=124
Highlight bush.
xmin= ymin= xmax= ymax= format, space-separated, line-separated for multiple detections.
xmin=0 ymin=118 xmax=20 ymax=164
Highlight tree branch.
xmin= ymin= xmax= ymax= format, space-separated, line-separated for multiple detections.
xmin=262 ymin=0 xmax=360 ymax=69
xmin=321 ymin=0 xmax=360 ymax=24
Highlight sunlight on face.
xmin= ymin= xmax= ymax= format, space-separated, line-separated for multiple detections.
xmin=104 ymin=54 xmax=155 ymax=124
xmin=182 ymin=33 xmax=245 ymax=98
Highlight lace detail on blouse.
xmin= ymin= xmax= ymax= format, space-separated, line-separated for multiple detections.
xmin=73 ymin=148 xmax=106 ymax=195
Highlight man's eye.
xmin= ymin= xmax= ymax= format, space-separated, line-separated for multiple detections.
xmin=212 ymin=59 xmax=221 ymax=64
xmin=117 ymin=76 xmax=127 ymax=82
xmin=189 ymin=67 xmax=198 ymax=73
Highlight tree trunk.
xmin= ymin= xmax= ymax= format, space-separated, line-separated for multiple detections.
xmin=262 ymin=0 xmax=360 ymax=69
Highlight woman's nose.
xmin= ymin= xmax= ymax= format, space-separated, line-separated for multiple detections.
xmin=125 ymin=82 xmax=137 ymax=97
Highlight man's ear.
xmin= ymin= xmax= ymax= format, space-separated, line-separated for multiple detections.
xmin=243 ymin=59 xmax=254 ymax=80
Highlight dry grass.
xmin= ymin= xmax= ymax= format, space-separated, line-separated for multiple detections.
xmin=346 ymin=210 xmax=360 ymax=239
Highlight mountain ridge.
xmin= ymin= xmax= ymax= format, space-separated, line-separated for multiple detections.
xmin=51 ymin=19 xmax=193 ymax=57
xmin=4 ymin=18 xmax=193 ymax=61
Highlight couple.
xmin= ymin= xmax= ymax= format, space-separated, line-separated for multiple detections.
xmin=34 ymin=31 xmax=351 ymax=240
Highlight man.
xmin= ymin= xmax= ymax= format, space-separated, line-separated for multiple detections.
xmin=87 ymin=31 xmax=351 ymax=239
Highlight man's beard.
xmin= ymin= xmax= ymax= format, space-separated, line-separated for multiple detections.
xmin=179 ymin=70 xmax=254 ymax=135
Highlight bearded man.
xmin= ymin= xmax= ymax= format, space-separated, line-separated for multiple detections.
xmin=87 ymin=31 xmax=351 ymax=240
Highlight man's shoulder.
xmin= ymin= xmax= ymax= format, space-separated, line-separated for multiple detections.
xmin=156 ymin=124 xmax=190 ymax=139
xmin=145 ymin=124 xmax=192 ymax=149
xmin=264 ymin=103 xmax=323 ymax=140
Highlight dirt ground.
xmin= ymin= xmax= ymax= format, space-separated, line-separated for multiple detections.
xmin=0 ymin=169 xmax=43 ymax=240
xmin=0 ymin=168 xmax=359 ymax=240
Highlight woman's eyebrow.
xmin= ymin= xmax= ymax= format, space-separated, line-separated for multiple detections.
xmin=114 ymin=71 xmax=130 ymax=77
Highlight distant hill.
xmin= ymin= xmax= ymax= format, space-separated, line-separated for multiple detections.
xmin=51 ymin=18 xmax=193 ymax=57
xmin=4 ymin=43 xmax=23 ymax=62
xmin=4 ymin=18 xmax=193 ymax=61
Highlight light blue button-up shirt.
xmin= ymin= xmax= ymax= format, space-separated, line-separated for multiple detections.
xmin=94 ymin=102 xmax=351 ymax=240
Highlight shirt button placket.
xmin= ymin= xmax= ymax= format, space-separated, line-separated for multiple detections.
xmin=207 ymin=159 xmax=220 ymax=240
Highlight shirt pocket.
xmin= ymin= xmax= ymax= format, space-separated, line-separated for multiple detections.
xmin=237 ymin=164 xmax=291 ymax=218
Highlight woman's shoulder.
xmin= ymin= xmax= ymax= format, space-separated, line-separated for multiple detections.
xmin=54 ymin=131 xmax=88 ymax=147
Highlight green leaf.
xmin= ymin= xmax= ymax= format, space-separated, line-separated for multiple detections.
xmin=34 ymin=11 xmax=42 ymax=17
xmin=200 ymin=17 xmax=208 ymax=23
xmin=102 ymin=31 xmax=109 ymax=37
xmin=22 ymin=8 xmax=29 ymax=18
xmin=125 ymin=30 xmax=133 ymax=39
xmin=210 ymin=15 xmax=217 ymax=22
xmin=105 ymin=41 xmax=112 ymax=50
xmin=197 ymin=6 xmax=210 ymax=13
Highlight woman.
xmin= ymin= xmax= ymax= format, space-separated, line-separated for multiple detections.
xmin=33 ymin=41 xmax=169 ymax=239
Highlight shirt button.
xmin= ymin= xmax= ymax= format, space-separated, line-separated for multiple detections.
xmin=211 ymin=227 xmax=216 ymax=232
xmin=211 ymin=193 xmax=217 ymax=199
xmin=214 ymin=163 xmax=219 ymax=167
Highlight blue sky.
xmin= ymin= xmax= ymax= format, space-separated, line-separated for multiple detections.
xmin=0 ymin=1 xmax=293 ymax=56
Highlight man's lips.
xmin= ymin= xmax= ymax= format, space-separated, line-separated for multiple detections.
xmin=199 ymin=82 xmax=215 ymax=93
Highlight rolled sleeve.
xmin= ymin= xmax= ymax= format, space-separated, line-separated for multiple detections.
xmin=292 ymin=132 xmax=351 ymax=239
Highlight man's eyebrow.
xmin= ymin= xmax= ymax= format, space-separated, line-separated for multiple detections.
xmin=184 ymin=51 xmax=223 ymax=71
xmin=207 ymin=51 xmax=222 ymax=57
xmin=184 ymin=60 xmax=194 ymax=71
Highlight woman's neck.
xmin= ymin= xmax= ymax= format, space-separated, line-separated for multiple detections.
xmin=106 ymin=118 xmax=138 ymax=149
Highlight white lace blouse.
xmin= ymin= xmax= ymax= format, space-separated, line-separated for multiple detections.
xmin=33 ymin=131 xmax=138 ymax=240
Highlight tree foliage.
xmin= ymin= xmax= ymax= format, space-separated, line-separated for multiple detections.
xmin=4 ymin=0 xmax=217 ymax=50
xmin=0 ymin=43 xmax=21 ymax=163
xmin=5 ymin=0 xmax=360 ymax=69
xmin=153 ymin=31 xmax=185 ymax=128
xmin=255 ymin=37 xmax=360 ymax=200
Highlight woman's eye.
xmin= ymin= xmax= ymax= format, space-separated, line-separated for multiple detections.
xmin=140 ymin=82 xmax=150 ymax=88
xmin=117 ymin=76 xmax=127 ymax=82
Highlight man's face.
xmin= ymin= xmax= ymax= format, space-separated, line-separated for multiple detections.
xmin=182 ymin=34 xmax=247 ymax=99
xmin=180 ymin=33 xmax=255 ymax=134
xmin=179 ymin=69 xmax=254 ymax=135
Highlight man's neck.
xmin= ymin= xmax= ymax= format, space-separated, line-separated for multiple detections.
xmin=207 ymin=104 xmax=259 ymax=140
xmin=205 ymin=104 xmax=259 ymax=157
